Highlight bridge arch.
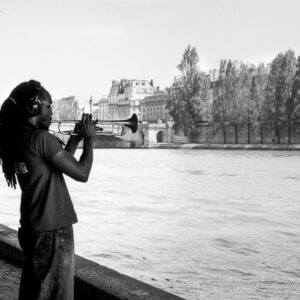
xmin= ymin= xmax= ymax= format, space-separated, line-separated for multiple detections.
xmin=156 ymin=131 xmax=163 ymax=143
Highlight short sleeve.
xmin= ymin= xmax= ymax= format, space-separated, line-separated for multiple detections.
xmin=31 ymin=130 xmax=63 ymax=161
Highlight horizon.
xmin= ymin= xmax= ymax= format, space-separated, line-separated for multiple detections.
xmin=1 ymin=0 xmax=300 ymax=107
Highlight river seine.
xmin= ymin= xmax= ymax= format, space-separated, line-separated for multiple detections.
xmin=1 ymin=149 xmax=300 ymax=299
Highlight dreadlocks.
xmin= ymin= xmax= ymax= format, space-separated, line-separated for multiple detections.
xmin=0 ymin=80 xmax=48 ymax=188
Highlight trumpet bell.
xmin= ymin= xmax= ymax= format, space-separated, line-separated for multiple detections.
xmin=119 ymin=113 xmax=138 ymax=134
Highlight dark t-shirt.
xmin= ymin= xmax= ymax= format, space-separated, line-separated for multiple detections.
xmin=15 ymin=125 xmax=78 ymax=231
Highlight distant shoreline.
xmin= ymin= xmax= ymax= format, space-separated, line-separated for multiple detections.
xmin=145 ymin=143 xmax=300 ymax=150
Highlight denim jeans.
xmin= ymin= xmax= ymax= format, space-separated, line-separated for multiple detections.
xmin=18 ymin=225 xmax=75 ymax=300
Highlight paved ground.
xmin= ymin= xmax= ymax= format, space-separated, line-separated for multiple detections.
xmin=0 ymin=254 xmax=21 ymax=300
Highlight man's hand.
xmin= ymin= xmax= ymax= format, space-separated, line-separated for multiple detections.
xmin=75 ymin=114 xmax=97 ymax=140
xmin=52 ymin=113 xmax=96 ymax=182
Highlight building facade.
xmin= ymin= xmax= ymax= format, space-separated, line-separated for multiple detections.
xmin=92 ymin=96 xmax=109 ymax=120
xmin=93 ymin=79 xmax=157 ymax=121
xmin=53 ymin=96 xmax=83 ymax=120
xmin=141 ymin=92 xmax=170 ymax=123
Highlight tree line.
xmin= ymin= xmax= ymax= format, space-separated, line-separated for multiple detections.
xmin=166 ymin=45 xmax=300 ymax=144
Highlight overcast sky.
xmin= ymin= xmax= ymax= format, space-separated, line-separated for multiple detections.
xmin=1 ymin=0 xmax=300 ymax=107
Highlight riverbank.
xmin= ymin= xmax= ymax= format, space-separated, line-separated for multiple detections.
xmin=146 ymin=143 xmax=300 ymax=150
xmin=80 ymin=134 xmax=300 ymax=150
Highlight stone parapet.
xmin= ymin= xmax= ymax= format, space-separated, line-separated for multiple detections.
xmin=146 ymin=143 xmax=300 ymax=150
xmin=0 ymin=224 xmax=184 ymax=300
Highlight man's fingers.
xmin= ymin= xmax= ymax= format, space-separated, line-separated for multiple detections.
xmin=81 ymin=114 xmax=94 ymax=124
xmin=74 ymin=122 xmax=81 ymax=133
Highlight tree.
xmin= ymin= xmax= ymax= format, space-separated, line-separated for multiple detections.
xmin=227 ymin=61 xmax=248 ymax=144
xmin=238 ymin=63 xmax=256 ymax=144
xmin=291 ymin=56 xmax=300 ymax=124
xmin=265 ymin=50 xmax=296 ymax=143
xmin=212 ymin=60 xmax=239 ymax=143
xmin=166 ymin=45 xmax=211 ymax=141
xmin=266 ymin=53 xmax=285 ymax=143
xmin=225 ymin=60 xmax=240 ymax=143
xmin=212 ymin=60 xmax=228 ymax=143
xmin=250 ymin=63 xmax=269 ymax=143
xmin=284 ymin=51 xmax=298 ymax=143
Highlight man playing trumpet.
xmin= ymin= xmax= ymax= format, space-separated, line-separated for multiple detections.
xmin=0 ymin=80 xmax=96 ymax=299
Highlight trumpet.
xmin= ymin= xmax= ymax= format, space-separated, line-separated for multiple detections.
xmin=50 ymin=114 xmax=138 ymax=137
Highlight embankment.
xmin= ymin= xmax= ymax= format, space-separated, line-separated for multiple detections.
xmin=147 ymin=143 xmax=300 ymax=150
xmin=0 ymin=224 xmax=184 ymax=300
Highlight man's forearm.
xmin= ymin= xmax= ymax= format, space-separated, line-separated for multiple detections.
xmin=79 ymin=137 xmax=94 ymax=180
xmin=65 ymin=136 xmax=82 ymax=155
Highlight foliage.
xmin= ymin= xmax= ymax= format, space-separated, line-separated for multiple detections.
xmin=265 ymin=50 xmax=296 ymax=143
xmin=252 ymin=64 xmax=269 ymax=142
xmin=290 ymin=56 xmax=300 ymax=121
xmin=251 ymin=63 xmax=269 ymax=129
xmin=168 ymin=46 xmax=300 ymax=144
xmin=166 ymin=45 xmax=211 ymax=141
xmin=212 ymin=59 xmax=226 ymax=127
xmin=212 ymin=60 xmax=240 ymax=142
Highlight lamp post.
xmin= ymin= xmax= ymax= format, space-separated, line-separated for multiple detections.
xmin=167 ymin=118 xmax=174 ymax=143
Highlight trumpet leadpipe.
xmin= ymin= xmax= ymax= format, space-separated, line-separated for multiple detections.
xmin=50 ymin=114 xmax=138 ymax=136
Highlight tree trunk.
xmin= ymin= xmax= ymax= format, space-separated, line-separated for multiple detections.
xmin=222 ymin=125 xmax=226 ymax=144
xmin=276 ymin=128 xmax=280 ymax=144
xmin=247 ymin=123 xmax=251 ymax=144
xmin=260 ymin=126 xmax=263 ymax=144
xmin=235 ymin=124 xmax=238 ymax=144
xmin=288 ymin=125 xmax=291 ymax=144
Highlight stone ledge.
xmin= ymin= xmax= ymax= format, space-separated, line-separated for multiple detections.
xmin=147 ymin=143 xmax=300 ymax=150
xmin=0 ymin=224 xmax=184 ymax=300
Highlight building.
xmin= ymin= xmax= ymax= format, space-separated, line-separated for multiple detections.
xmin=92 ymin=96 xmax=109 ymax=120
xmin=53 ymin=96 xmax=82 ymax=120
xmin=94 ymin=79 xmax=179 ymax=124
xmin=141 ymin=90 xmax=170 ymax=123
xmin=108 ymin=79 xmax=155 ymax=120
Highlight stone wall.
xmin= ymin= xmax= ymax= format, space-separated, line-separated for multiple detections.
xmin=184 ymin=124 xmax=300 ymax=144
xmin=0 ymin=224 xmax=184 ymax=300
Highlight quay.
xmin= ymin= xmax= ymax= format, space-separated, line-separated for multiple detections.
xmin=0 ymin=224 xmax=184 ymax=300
xmin=147 ymin=143 xmax=300 ymax=150
xmin=87 ymin=132 xmax=300 ymax=149
xmin=96 ymin=139 xmax=300 ymax=150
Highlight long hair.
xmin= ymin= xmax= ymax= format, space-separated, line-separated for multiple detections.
xmin=0 ymin=80 xmax=49 ymax=188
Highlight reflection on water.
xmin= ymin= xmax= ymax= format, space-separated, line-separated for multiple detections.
xmin=1 ymin=149 xmax=300 ymax=299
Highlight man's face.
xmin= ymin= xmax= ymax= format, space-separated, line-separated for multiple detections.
xmin=36 ymin=94 xmax=53 ymax=130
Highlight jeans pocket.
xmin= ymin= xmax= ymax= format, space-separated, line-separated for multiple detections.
xmin=32 ymin=232 xmax=53 ymax=276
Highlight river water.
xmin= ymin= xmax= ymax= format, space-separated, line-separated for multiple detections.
xmin=1 ymin=149 xmax=300 ymax=299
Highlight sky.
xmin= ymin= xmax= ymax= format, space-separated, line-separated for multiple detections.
xmin=0 ymin=0 xmax=300 ymax=107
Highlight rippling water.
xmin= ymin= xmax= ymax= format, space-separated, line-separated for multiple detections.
xmin=1 ymin=149 xmax=300 ymax=299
